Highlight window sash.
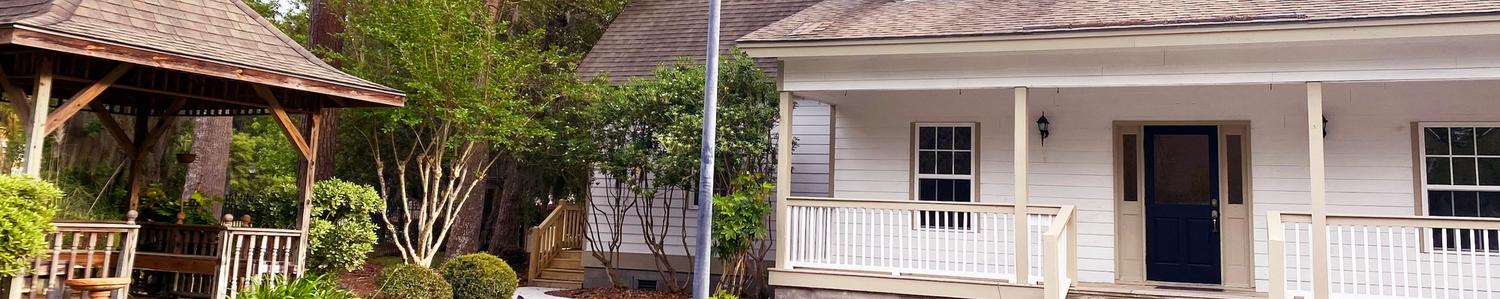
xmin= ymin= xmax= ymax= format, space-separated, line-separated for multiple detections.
xmin=1417 ymin=123 xmax=1500 ymax=252
xmin=914 ymin=123 xmax=977 ymax=230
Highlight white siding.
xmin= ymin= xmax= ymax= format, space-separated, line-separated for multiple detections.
xmin=810 ymin=81 xmax=1500 ymax=290
xmin=586 ymin=99 xmax=832 ymax=260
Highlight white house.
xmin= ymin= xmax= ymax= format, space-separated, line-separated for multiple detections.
xmin=736 ymin=1 xmax=1500 ymax=298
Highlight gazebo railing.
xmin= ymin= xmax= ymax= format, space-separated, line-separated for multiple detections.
xmin=14 ymin=221 xmax=140 ymax=299
xmin=215 ymin=227 xmax=302 ymax=298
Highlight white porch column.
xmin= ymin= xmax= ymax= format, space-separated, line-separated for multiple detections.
xmin=775 ymin=90 xmax=794 ymax=269
xmin=1013 ymin=87 xmax=1031 ymax=283
xmin=1306 ymin=82 xmax=1331 ymax=299
xmin=20 ymin=57 xmax=53 ymax=176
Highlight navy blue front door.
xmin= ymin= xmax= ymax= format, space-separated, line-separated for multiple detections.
xmin=1144 ymin=126 xmax=1222 ymax=284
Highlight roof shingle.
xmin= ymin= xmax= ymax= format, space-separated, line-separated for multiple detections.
xmin=577 ymin=0 xmax=822 ymax=83
xmin=2 ymin=0 xmax=399 ymax=96
xmin=740 ymin=0 xmax=1500 ymax=42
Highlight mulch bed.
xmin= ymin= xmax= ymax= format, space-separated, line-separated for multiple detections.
xmin=546 ymin=288 xmax=690 ymax=299
xmin=338 ymin=259 xmax=387 ymax=297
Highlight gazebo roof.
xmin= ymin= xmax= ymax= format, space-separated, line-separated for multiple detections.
xmin=0 ymin=0 xmax=404 ymax=115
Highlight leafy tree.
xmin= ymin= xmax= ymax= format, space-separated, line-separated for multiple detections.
xmin=244 ymin=0 xmax=310 ymax=45
xmin=0 ymin=175 xmax=60 ymax=276
xmin=336 ymin=0 xmax=581 ymax=267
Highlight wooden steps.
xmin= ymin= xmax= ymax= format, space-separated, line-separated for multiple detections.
xmin=528 ymin=249 xmax=583 ymax=289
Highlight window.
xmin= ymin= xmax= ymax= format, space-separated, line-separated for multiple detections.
xmin=1419 ymin=124 xmax=1500 ymax=252
xmin=915 ymin=123 xmax=975 ymax=229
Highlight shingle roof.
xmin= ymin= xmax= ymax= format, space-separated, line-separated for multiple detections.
xmin=740 ymin=0 xmax=1500 ymax=42
xmin=1 ymin=0 xmax=401 ymax=101
xmin=577 ymin=0 xmax=822 ymax=83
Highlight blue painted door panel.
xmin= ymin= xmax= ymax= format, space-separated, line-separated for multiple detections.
xmin=1144 ymin=125 xmax=1222 ymax=284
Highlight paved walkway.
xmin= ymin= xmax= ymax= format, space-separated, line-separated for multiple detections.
xmin=515 ymin=287 xmax=567 ymax=299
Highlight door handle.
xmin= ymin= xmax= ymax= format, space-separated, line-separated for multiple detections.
xmin=1210 ymin=203 xmax=1220 ymax=233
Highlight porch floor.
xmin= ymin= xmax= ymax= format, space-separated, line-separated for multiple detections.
xmin=1070 ymin=283 xmax=1266 ymax=299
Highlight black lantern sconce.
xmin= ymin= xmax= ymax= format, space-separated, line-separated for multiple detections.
xmin=1323 ymin=116 xmax=1329 ymax=138
xmin=1037 ymin=113 xmax=1051 ymax=145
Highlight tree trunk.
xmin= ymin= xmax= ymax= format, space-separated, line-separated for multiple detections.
xmin=309 ymin=0 xmax=343 ymax=181
xmin=482 ymin=157 xmax=529 ymax=255
xmin=181 ymin=117 xmax=233 ymax=216
xmin=443 ymin=146 xmax=492 ymax=256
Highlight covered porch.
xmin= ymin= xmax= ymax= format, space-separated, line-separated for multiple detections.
xmin=0 ymin=1 xmax=404 ymax=298
xmin=755 ymin=27 xmax=1500 ymax=299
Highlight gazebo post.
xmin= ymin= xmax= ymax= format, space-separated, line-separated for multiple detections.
xmin=20 ymin=56 xmax=52 ymax=176
xmin=293 ymin=110 xmax=321 ymax=275
xmin=126 ymin=108 xmax=148 ymax=211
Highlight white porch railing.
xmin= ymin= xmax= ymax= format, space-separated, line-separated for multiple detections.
xmin=782 ymin=196 xmax=1077 ymax=297
xmin=1270 ymin=212 xmax=1500 ymax=299
xmin=12 ymin=221 xmax=139 ymax=299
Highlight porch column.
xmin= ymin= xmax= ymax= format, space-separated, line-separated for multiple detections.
xmin=1306 ymin=82 xmax=1331 ymax=299
xmin=774 ymin=90 xmax=794 ymax=269
xmin=20 ymin=57 xmax=53 ymax=176
xmin=1013 ymin=87 xmax=1030 ymax=283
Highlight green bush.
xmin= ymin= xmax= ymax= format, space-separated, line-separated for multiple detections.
xmin=237 ymin=274 xmax=356 ymax=299
xmin=376 ymin=264 xmax=452 ymax=299
xmin=307 ymin=179 xmax=382 ymax=272
xmin=0 ymin=175 xmax=61 ymax=276
xmin=439 ymin=253 xmax=519 ymax=299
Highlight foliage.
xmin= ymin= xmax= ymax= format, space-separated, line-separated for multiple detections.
xmin=245 ymin=0 xmax=310 ymax=45
xmin=138 ymin=185 xmax=218 ymax=224
xmin=587 ymin=50 xmax=779 ymax=291
xmin=236 ymin=274 xmax=356 ymax=299
xmin=307 ymin=179 xmax=382 ymax=272
xmin=0 ymin=175 xmax=61 ymax=276
xmin=711 ymin=174 xmax=772 ymax=259
xmin=375 ymin=264 xmax=453 ymax=299
xmin=710 ymin=290 xmax=740 ymax=299
xmin=438 ymin=253 xmax=519 ymax=299
xmin=51 ymin=164 xmax=126 ymax=221
xmin=335 ymin=0 xmax=587 ymax=266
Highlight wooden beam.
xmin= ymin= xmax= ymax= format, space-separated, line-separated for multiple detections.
xmin=21 ymin=56 xmax=53 ymax=176
xmin=293 ymin=110 xmax=321 ymax=275
xmin=88 ymin=102 xmax=134 ymax=155
xmin=135 ymin=99 xmax=187 ymax=159
xmin=126 ymin=108 xmax=147 ymax=211
xmin=0 ymin=66 xmax=32 ymax=122
xmin=1013 ymin=86 xmax=1031 ymax=284
xmin=1307 ymin=82 xmax=1331 ymax=299
xmin=43 ymin=63 xmax=132 ymax=134
xmin=256 ymin=85 xmax=312 ymax=159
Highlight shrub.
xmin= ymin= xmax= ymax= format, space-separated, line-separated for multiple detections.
xmin=376 ymin=264 xmax=452 ymax=299
xmin=0 ymin=175 xmax=61 ymax=276
xmin=439 ymin=253 xmax=518 ymax=299
xmin=237 ymin=275 xmax=356 ymax=299
xmin=307 ymin=179 xmax=382 ymax=272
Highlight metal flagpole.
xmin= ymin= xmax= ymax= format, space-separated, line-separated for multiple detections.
xmin=692 ymin=0 xmax=722 ymax=297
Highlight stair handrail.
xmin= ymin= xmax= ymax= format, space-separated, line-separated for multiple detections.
xmin=526 ymin=201 xmax=585 ymax=282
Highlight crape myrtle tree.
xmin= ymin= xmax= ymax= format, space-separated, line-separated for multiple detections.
xmin=588 ymin=50 xmax=779 ymax=290
xmin=335 ymin=0 xmax=579 ymax=267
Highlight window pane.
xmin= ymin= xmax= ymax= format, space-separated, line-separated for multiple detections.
xmin=1123 ymin=135 xmax=1138 ymax=202
xmin=954 ymin=152 xmax=972 ymax=175
xmin=937 ymin=127 xmax=954 ymax=150
xmin=955 ymin=127 xmax=972 ymax=150
xmin=1454 ymin=128 xmax=1477 ymax=155
xmin=1428 ymin=157 xmax=1452 ymax=185
xmin=1455 ymin=157 xmax=1478 ymax=186
xmin=919 ymin=151 xmax=935 ymax=174
xmin=1426 ymin=128 xmax=1450 ymax=155
xmin=919 ymin=179 xmax=937 ymax=200
xmin=920 ymin=127 xmax=936 ymax=150
xmin=1481 ymin=192 xmax=1500 ymax=218
xmin=1454 ymin=191 xmax=1480 ymax=217
xmin=1479 ymin=128 xmax=1500 ymax=155
xmin=1430 ymin=191 xmax=1455 ymax=216
xmin=1482 ymin=158 xmax=1500 ymax=186
xmin=936 ymin=151 xmax=954 ymax=175
xmin=937 ymin=178 xmax=954 ymax=201
xmin=953 ymin=179 xmax=971 ymax=202
xmin=1227 ymin=135 xmax=1245 ymax=205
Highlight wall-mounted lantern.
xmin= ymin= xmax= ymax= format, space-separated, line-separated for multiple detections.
xmin=1037 ymin=113 xmax=1051 ymax=145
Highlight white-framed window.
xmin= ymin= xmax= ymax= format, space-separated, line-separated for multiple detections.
xmin=913 ymin=123 xmax=976 ymax=229
xmin=1416 ymin=123 xmax=1500 ymax=252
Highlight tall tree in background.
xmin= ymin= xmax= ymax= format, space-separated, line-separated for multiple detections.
xmin=308 ymin=0 xmax=345 ymax=180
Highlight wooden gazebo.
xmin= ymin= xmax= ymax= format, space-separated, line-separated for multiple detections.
xmin=0 ymin=0 xmax=404 ymax=298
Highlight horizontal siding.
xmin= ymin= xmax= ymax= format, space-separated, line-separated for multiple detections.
xmin=587 ymin=99 xmax=832 ymax=260
xmin=813 ymin=81 xmax=1500 ymax=289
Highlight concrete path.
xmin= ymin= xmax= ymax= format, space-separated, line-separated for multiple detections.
xmin=515 ymin=286 xmax=567 ymax=299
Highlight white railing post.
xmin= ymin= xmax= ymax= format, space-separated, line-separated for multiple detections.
xmin=1268 ymin=212 xmax=1287 ymax=299
xmin=1013 ymin=86 xmax=1031 ymax=284
xmin=1307 ymin=82 xmax=1331 ymax=299
xmin=1043 ymin=206 xmax=1075 ymax=299
xmin=775 ymin=91 xmax=794 ymax=269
